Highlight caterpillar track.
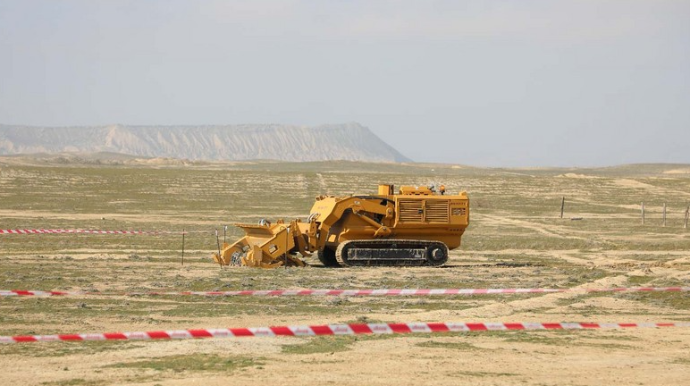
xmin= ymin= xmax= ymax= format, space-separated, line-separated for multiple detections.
xmin=335 ymin=239 xmax=449 ymax=267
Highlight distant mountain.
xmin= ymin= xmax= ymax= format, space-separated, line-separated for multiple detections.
xmin=0 ymin=123 xmax=412 ymax=163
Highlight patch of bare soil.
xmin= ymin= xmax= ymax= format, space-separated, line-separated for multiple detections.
xmin=2 ymin=165 xmax=689 ymax=385
xmin=1 ymin=252 xmax=688 ymax=386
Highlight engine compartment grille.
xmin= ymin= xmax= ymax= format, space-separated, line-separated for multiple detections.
xmin=397 ymin=199 xmax=449 ymax=223
xmin=425 ymin=200 xmax=450 ymax=223
xmin=398 ymin=200 xmax=423 ymax=222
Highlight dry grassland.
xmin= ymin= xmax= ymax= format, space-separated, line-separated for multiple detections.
xmin=0 ymin=159 xmax=689 ymax=385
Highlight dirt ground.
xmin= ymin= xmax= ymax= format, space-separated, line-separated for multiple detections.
xmin=0 ymin=160 xmax=688 ymax=385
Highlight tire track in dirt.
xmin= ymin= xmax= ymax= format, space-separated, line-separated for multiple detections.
xmin=409 ymin=274 xmax=628 ymax=321
xmin=480 ymin=214 xmax=589 ymax=241
xmin=614 ymin=179 xmax=690 ymax=199
xmin=549 ymin=251 xmax=690 ymax=274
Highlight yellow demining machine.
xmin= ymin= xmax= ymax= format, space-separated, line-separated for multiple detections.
xmin=212 ymin=184 xmax=469 ymax=268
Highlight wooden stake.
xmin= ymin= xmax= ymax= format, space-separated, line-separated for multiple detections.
xmin=663 ymin=203 xmax=667 ymax=227
xmin=181 ymin=228 xmax=185 ymax=266
xmin=641 ymin=202 xmax=645 ymax=225
xmin=684 ymin=205 xmax=689 ymax=229
xmin=560 ymin=197 xmax=565 ymax=219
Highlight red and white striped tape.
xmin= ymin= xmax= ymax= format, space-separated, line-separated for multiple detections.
xmin=0 ymin=229 xmax=208 ymax=235
xmin=1 ymin=290 xmax=77 ymax=297
xmin=2 ymin=287 xmax=688 ymax=298
xmin=2 ymin=321 xmax=688 ymax=344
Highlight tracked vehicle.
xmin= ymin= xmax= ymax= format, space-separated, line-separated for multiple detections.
xmin=212 ymin=184 xmax=469 ymax=268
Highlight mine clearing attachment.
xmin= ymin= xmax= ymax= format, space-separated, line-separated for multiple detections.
xmin=212 ymin=219 xmax=309 ymax=268
xmin=212 ymin=184 xmax=469 ymax=268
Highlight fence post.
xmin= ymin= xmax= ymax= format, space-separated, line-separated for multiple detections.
xmin=181 ymin=228 xmax=185 ymax=266
xmin=663 ymin=203 xmax=667 ymax=227
xmin=560 ymin=197 xmax=565 ymax=219
xmin=641 ymin=202 xmax=645 ymax=225
xmin=684 ymin=205 xmax=689 ymax=229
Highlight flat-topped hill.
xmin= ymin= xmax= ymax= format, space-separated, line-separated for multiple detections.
xmin=0 ymin=123 xmax=411 ymax=163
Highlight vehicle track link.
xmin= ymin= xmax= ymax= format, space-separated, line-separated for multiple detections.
xmin=335 ymin=239 xmax=449 ymax=267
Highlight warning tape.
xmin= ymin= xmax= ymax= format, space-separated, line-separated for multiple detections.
xmin=1 ymin=321 xmax=688 ymax=344
xmin=0 ymin=229 xmax=203 ymax=235
xmin=2 ymin=287 xmax=688 ymax=298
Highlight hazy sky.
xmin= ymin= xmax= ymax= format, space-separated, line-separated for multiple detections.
xmin=1 ymin=0 xmax=688 ymax=167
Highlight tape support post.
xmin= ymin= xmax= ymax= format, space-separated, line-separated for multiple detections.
xmin=2 ymin=287 xmax=688 ymax=298
xmin=2 ymin=321 xmax=688 ymax=344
